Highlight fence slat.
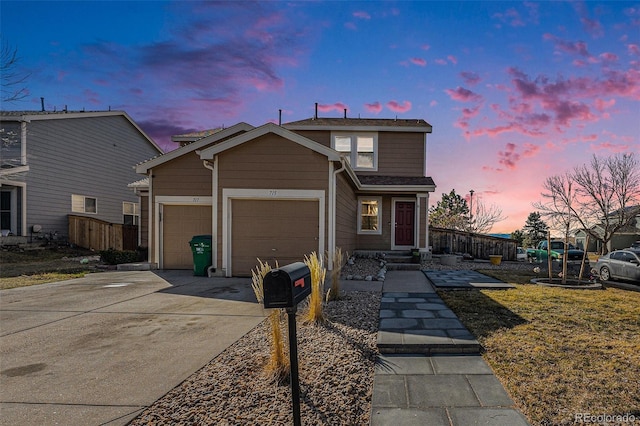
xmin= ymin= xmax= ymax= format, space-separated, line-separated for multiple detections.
xmin=68 ymin=215 xmax=138 ymax=251
xmin=430 ymin=226 xmax=517 ymax=260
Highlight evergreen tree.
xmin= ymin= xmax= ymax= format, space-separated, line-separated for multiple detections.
xmin=522 ymin=212 xmax=549 ymax=248
xmin=510 ymin=229 xmax=525 ymax=246
xmin=429 ymin=189 xmax=469 ymax=231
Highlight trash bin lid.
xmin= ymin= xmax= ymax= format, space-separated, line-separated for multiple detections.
xmin=189 ymin=235 xmax=212 ymax=245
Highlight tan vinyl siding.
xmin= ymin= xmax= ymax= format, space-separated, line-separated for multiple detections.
xmin=290 ymin=130 xmax=332 ymax=148
xmin=292 ymin=130 xmax=425 ymax=177
xmin=357 ymin=132 xmax=425 ymax=177
xmin=152 ymin=152 xmax=211 ymax=196
xmin=140 ymin=195 xmax=149 ymax=248
xmin=335 ymin=172 xmax=357 ymax=254
xmin=216 ymin=134 xmax=330 ymax=270
xmin=357 ymin=196 xmax=392 ymax=250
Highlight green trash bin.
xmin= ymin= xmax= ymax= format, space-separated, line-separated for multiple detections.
xmin=189 ymin=235 xmax=212 ymax=276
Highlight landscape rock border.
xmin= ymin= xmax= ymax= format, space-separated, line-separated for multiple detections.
xmin=530 ymin=278 xmax=603 ymax=290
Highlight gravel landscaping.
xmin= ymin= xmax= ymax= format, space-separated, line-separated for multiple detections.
xmin=130 ymin=290 xmax=381 ymax=425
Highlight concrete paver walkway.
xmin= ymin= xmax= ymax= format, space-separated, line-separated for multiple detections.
xmin=424 ymin=270 xmax=515 ymax=289
xmin=370 ymin=270 xmax=530 ymax=426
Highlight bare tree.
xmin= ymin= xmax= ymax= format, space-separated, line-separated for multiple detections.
xmin=471 ymin=198 xmax=507 ymax=234
xmin=571 ymin=153 xmax=640 ymax=253
xmin=1 ymin=38 xmax=30 ymax=103
xmin=533 ymin=173 xmax=578 ymax=284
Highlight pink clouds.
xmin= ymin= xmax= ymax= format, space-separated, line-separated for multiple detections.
xmin=365 ymin=102 xmax=382 ymax=114
xmin=318 ymin=102 xmax=349 ymax=113
xmin=572 ymin=1 xmax=604 ymax=38
xmin=353 ymin=11 xmax=371 ymax=20
xmin=492 ymin=8 xmax=526 ymax=27
xmin=498 ymin=143 xmax=520 ymax=170
xmin=387 ymin=100 xmax=412 ymax=113
xmin=445 ymin=87 xmax=483 ymax=103
xmin=460 ymin=71 xmax=481 ymax=86
xmin=543 ymin=33 xmax=591 ymax=57
xmin=410 ymin=57 xmax=427 ymax=66
xmin=591 ymin=141 xmax=631 ymax=153
xmin=362 ymin=100 xmax=412 ymax=114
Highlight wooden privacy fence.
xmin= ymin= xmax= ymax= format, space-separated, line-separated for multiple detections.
xmin=68 ymin=215 xmax=138 ymax=251
xmin=430 ymin=226 xmax=517 ymax=261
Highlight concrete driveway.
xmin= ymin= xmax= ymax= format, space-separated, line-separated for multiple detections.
xmin=0 ymin=270 xmax=266 ymax=426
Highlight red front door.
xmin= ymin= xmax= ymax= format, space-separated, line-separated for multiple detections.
xmin=395 ymin=201 xmax=415 ymax=246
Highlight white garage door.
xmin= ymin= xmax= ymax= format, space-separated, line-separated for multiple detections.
xmin=162 ymin=205 xmax=212 ymax=269
xmin=231 ymin=199 xmax=319 ymax=276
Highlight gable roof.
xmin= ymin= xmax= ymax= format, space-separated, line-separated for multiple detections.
xmin=198 ymin=122 xmax=341 ymax=161
xmin=283 ymin=117 xmax=432 ymax=133
xmin=135 ymin=122 xmax=254 ymax=173
xmin=171 ymin=128 xmax=223 ymax=144
xmin=0 ymin=110 xmax=163 ymax=153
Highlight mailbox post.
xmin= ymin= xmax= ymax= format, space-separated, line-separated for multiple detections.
xmin=263 ymin=262 xmax=311 ymax=426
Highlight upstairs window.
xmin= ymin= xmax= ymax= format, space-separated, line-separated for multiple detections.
xmin=72 ymin=194 xmax=97 ymax=214
xmin=332 ymin=132 xmax=378 ymax=170
xmin=123 ymin=201 xmax=140 ymax=225
xmin=358 ymin=197 xmax=382 ymax=234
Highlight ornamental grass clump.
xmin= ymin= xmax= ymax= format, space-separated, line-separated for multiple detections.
xmin=326 ymin=247 xmax=345 ymax=302
xmin=303 ymin=251 xmax=326 ymax=324
xmin=251 ymin=259 xmax=289 ymax=385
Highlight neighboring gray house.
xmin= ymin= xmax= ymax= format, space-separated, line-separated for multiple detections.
xmin=575 ymin=207 xmax=640 ymax=252
xmin=0 ymin=110 xmax=162 ymax=241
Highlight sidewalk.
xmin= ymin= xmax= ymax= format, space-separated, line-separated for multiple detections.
xmin=370 ymin=270 xmax=530 ymax=426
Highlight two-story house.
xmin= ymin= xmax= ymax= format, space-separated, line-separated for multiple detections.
xmin=0 ymin=110 xmax=162 ymax=242
xmin=134 ymin=113 xmax=436 ymax=276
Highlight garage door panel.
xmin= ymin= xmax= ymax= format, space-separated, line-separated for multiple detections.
xmin=232 ymin=200 xmax=319 ymax=276
xmin=163 ymin=205 xmax=212 ymax=269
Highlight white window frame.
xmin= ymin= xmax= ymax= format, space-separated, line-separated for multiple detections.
xmin=331 ymin=131 xmax=378 ymax=171
xmin=358 ymin=196 xmax=382 ymax=235
xmin=123 ymin=201 xmax=140 ymax=225
xmin=71 ymin=194 xmax=97 ymax=214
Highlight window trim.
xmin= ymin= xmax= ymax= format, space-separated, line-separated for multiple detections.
xmin=357 ymin=196 xmax=382 ymax=235
xmin=72 ymin=194 xmax=98 ymax=214
xmin=123 ymin=201 xmax=140 ymax=225
xmin=331 ymin=131 xmax=378 ymax=171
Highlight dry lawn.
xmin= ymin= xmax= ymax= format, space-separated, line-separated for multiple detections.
xmin=0 ymin=247 xmax=99 ymax=289
xmin=439 ymin=285 xmax=640 ymax=425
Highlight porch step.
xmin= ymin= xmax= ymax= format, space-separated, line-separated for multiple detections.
xmin=378 ymin=292 xmax=482 ymax=355
xmin=385 ymin=254 xmax=412 ymax=263
xmin=385 ymin=263 xmax=422 ymax=271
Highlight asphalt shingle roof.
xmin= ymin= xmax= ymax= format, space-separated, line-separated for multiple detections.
xmin=284 ymin=117 xmax=432 ymax=128
xmin=358 ymin=175 xmax=435 ymax=186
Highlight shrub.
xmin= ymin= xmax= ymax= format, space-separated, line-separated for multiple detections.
xmin=326 ymin=247 xmax=345 ymax=302
xmin=99 ymin=248 xmax=142 ymax=265
xmin=251 ymin=259 xmax=289 ymax=385
xmin=304 ymin=251 xmax=326 ymax=324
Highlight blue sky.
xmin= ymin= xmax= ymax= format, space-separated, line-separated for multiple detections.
xmin=2 ymin=1 xmax=638 ymax=232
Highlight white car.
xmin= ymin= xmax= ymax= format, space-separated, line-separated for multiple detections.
xmin=516 ymin=247 xmax=527 ymax=262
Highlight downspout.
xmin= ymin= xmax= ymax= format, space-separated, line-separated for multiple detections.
xmin=149 ymin=171 xmax=157 ymax=266
xmin=20 ymin=121 xmax=28 ymax=235
xmin=202 ymin=159 xmax=217 ymax=274
xmin=328 ymin=158 xmax=347 ymax=270
xmin=21 ymin=121 xmax=27 ymax=166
